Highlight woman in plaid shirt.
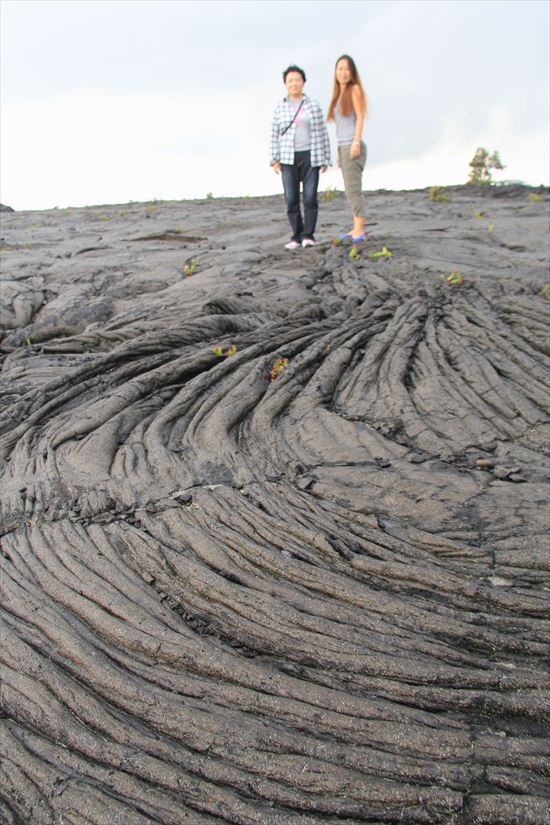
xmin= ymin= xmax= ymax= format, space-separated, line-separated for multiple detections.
xmin=270 ymin=65 xmax=331 ymax=249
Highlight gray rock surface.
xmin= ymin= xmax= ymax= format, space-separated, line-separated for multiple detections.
xmin=1 ymin=186 xmax=549 ymax=824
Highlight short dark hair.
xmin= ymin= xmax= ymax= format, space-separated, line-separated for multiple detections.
xmin=283 ymin=65 xmax=306 ymax=83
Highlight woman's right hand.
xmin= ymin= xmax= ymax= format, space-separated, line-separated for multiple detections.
xmin=272 ymin=162 xmax=281 ymax=174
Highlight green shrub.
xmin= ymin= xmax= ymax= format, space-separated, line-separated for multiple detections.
xmin=320 ymin=186 xmax=338 ymax=202
xmin=428 ymin=186 xmax=450 ymax=202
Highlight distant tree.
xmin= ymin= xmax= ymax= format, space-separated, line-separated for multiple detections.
xmin=468 ymin=148 xmax=505 ymax=184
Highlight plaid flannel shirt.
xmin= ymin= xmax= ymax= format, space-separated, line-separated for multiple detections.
xmin=270 ymin=94 xmax=331 ymax=168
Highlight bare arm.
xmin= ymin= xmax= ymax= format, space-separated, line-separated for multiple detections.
xmin=350 ymin=85 xmax=365 ymax=160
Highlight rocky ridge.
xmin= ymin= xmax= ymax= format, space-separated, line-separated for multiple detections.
xmin=0 ymin=185 xmax=549 ymax=824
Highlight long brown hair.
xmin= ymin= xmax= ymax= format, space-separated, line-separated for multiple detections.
xmin=327 ymin=55 xmax=367 ymax=121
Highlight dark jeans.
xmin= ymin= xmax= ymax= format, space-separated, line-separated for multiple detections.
xmin=281 ymin=151 xmax=320 ymax=241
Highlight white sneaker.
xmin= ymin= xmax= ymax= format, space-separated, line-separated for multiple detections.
xmin=301 ymin=238 xmax=316 ymax=248
xmin=285 ymin=240 xmax=300 ymax=250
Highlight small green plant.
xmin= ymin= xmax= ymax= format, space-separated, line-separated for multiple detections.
xmin=467 ymin=147 xmax=505 ymax=184
xmin=268 ymin=357 xmax=289 ymax=381
xmin=487 ymin=223 xmax=495 ymax=233
xmin=25 ymin=337 xmax=32 ymax=346
xmin=320 ymin=186 xmax=338 ymax=202
xmin=369 ymin=245 xmax=392 ymax=260
xmin=428 ymin=186 xmax=450 ymax=203
xmin=474 ymin=210 xmax=483 ymax=219
xmin=529 ymin=193 xmax=543 ymax=202
xmin=173 ymin=225 xmax=182 ymax=233
xmin=211 ymin=344 xmax=237 ymax=357
xmin=540 ymin=284 xmax=550 ymax=298
xmin=440 ymin=271 xmax=463 ymax=286
xmin=183 ymin=258 xmax=197 ymax=276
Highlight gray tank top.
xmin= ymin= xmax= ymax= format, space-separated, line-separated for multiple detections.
xmin=334 ymin=99 xmax=356 ymax=145
xmin=290 ymin=97 xmax=311 ymax=151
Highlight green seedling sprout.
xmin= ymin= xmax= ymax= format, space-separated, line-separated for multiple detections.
xmin=369 ymin=245 xmax=392 ymax=260
xmin=268 ymin=357 xmax=289 ymax=381
xmin=183 ymin=259 xmax=197 ymax=276
xmin=212 ymin=344 xmax=237 ymax=357
xmin=440 ymin=271 xmax=463 ymax=286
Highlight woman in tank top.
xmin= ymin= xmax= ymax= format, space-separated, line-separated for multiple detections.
xmin=327 ymin=55 xmax=368 ymax=243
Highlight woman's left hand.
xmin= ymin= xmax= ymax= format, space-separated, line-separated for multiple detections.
xmin=350 ymin=142 xmax=361 ymax=160
xmin=320 ymin=165 xmax=327 ymax=174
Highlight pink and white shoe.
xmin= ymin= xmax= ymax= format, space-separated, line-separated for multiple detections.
xmin=301 ymin=238 xmax=316 ymax=248
xmin=285 ymin=240 xmax=300 ymax=250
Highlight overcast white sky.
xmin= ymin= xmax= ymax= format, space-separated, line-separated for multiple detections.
xmin=1 ymin=0 xmax=549 ymax=211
